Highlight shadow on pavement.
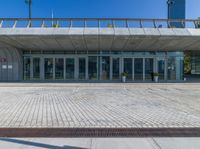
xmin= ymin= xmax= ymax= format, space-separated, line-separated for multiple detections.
xmin=0 ymin=138 xmax=87 ymax=149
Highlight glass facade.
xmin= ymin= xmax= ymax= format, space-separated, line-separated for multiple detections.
xmin=23 ymin=51 xmax=184 ymax=81
xmin=33 ymin=58 xmax=40 ymax=79
xmin=191 ymin=52 xmax=200 ymax=74
xmin=66 ymin=58 xmax=75 ymax=79
xmin=23 ymin=57 xmax=31 ymax=80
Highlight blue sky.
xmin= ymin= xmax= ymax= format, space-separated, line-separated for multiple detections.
xmin=0 ymin=0 xmax=199 ymax=19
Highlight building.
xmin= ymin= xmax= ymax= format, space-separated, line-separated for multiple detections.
xmin=0 ymin=1 xmax=199 ymax=82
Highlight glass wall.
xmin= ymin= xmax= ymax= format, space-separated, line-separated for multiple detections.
xmin=145 ymin=58 xmax=154 ymax=80
xmin=134 ymin=58 xmax=143 ymax=80
xmin=66 ymin=58 xmax=75 ymax=79
xmin=79 ymin=57 xmax=86 ymax=80
xmin=124 ymin=58 xmax=132 ymax=80
xmin=88 ymin=56 xmax=98 ymax=80
xmin=101 ymin=56 xmax=110 ymax=80
xmin=158 ymin=58 xmax=165 ymax=80
xmin=23 ymin=57 xmax=31 ymax=80
xmin=23 ymin=51 xmax=184 ymax=81
xmin=33 ymin=58 xmax=40 ymax=79
xmin=112 ymin=57 xmax=120 ymax=80
xmin=55 ymin=58 xmax=64 ymax=79
xmin=44 ymin=58 xmax=53 ymax=80
xmin=167 ymin=52 xmax=184 ymax=80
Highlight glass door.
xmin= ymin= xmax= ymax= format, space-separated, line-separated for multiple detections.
xmin=66 ymin=58 xmax=75 ymax=79
xmin=123 ymin=58 xmax=133 ymax=80
xmin=101 ymin=56 xmax=110 ymax=80
xmin=55 ymin=58 xmax=64 ymax=80
xmin=23 ymin=57 xmax=31 ymax=80
xmin=78 ymin=57 xmax=86 ymax=80
xmin=33 ymin=58 xmax=40 ymax=79
xmin=145 ymin=58 xmax=154 ymax=81
xmin=167 ymin=57 xmax=176 ymax=80
xmin=134 ymin=58 xmax=143 ymax=80
xmin=158 ymin=59 xmax=165 ymax=80
xmin=112 ymin=57 xmax=120 ymax=80
xmin=88 ymin=56 xmax=98 ymax=80
xmin=44 ymin=58 xmax=53 ymax=80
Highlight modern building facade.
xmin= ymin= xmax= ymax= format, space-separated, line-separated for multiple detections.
xmin=0 ymin=0 xmax=199 ymax=82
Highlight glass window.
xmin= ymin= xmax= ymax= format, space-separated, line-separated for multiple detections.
xmin=145 ymin=58 xmax=154 ymax=81
xmin=167 ymin=57 xmax=176 ymax=80
xmin=158 ymin=59 xmax=165 ymax=80
xmin=112 ymin=58 xmax=120 ymax=80
xmin=101 ymin=56 xmax=110 ymax=80
xmin=88 ymin=56 xmax=98 ymax=80
xmin=23 ymin=57 xmax=31 ymax=80
xmin=124 ymin=58 xmax=132 ymax=80
xmin=66 ymin=58 xmax=75 ymax=79
xmin=134 ymin=58 xmax=143 ymax=80
xmin=33 ymin=58 xmax=40 ymax=79
xmin=44 ymin=58 xmax=53 ymax=80
xmin=55 ymin=58 xmax=64 ymax=79
xmin=79 ymin=58 xmax=86 ymax=80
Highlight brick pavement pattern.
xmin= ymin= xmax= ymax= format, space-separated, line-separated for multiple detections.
xmin=0 ymin=83 xmax=200 ymax=128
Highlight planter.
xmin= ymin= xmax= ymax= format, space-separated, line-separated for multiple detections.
xmin=154 ymin=76 xmax=159 ymax=83
xmin=122 ymin=76 xmax=126 ymax=83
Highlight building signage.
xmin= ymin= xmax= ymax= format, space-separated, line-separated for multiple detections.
xmin=0 ymin=57 xmax=7 ymax=62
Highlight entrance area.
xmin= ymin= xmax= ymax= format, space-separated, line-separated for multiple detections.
xmin=23 ymin=51 xmax=184 ymax=81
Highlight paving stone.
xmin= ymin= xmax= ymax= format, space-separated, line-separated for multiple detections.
xmin=0 ymin=83 xmax=199 ymax=128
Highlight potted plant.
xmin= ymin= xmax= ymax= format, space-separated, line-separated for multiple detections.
xmin=121 ymin=72 xmax=128 ymax=83
xmin=153 ymin=73 xmax=159 ymax=82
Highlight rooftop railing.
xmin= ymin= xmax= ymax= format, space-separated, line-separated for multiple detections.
xmin=0 ymin=18 xmax=200 ymax=29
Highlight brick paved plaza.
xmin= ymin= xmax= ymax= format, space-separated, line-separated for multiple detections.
xmin=0 ymin=83 xmax=200 ymax=128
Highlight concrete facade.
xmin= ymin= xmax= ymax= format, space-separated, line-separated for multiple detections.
xmin=0 ymin=26 xmax=199 ymax=81
xmin=0 ymin=28 xmax=200 ymax=51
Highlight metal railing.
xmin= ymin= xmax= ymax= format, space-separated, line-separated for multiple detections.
xmin=0 ymin=18 xmax=200 ymax=29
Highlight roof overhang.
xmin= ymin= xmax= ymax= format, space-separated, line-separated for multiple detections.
xmin=0 ymin=28 xmax=200 ymax=51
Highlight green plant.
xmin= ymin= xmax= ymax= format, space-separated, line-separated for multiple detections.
xmin=184 ymin=51 xmax=191 ymax=74
xmin=153 ymin=73 xmax=159 ymax=76
xmin=196 ymin=23 xmax=200 ymax=28
xmin=107 ymin=22 xmax=113 ymax=28
xmin=121 ymin=72 xmax=128 ymax=77
xmin=53 ymin=24 xmax=60 ymax=28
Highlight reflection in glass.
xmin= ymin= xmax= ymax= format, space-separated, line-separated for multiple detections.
xmin=88 ymin=56 xmax=98 ymax=80
xmin=33 ymin=58 xmax=40 ymax=79
xmin=23 ymin=57 xmax=30 ymax=80
xmin=101 ymin=56 xmax=110 ymax=80
xmin=168 ymin=57 xmax=176 ymax=80
xmin=44 ymin=58 xmax=53 ymax=80
xmin=134 ymin=58 xmax=143 ymax=80
xmin=55 ymin=58 xmax=64 ymax=79
xmin=79 ymin=58 xmax=86 ymax=80
xmin=145 ymin=58 xmax=154 ymax=80
xmin=124 ymin=58 xmax=132 ymax=80
xmin=158 ymin=59 xmax=165 ymax=80
xmin=66 ymin=58 xmax=75 ymax=79
xmin=112 ymin=58 xmax=120 ymax=80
